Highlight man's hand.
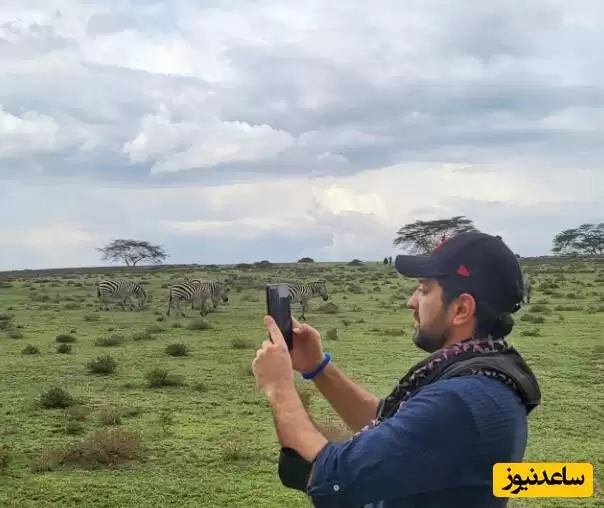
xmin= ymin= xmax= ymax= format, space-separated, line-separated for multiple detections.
xmin=252 ymin=315 xmax=296 ymax=398
xmin=290 ymin=317 xmax=325 ymax=374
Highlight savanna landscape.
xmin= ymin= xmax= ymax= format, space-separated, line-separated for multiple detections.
xmin=0 ymin=255 xmax=602 ymax=507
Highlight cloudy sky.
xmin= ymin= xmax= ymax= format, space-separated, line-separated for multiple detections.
xmin=1 ymin=0 xmax=602 ymax=270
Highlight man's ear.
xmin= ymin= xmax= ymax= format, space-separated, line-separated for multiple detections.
xmin=451 ymin=293 xmax=476 ymax=326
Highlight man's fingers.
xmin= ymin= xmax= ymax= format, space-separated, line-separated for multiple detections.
xmin=291 ymin=315 xmax=301 ymax=329
xmin=264 ymin=315 xmax=287 ymax=349
xmin=292 ymin=316 xmax=307 ymax=334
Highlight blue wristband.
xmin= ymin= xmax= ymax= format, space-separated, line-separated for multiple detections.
xmin=302 ymin=353 xmax=331 ymax=380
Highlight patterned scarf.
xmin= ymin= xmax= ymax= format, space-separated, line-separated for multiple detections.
xmin=364 ymin=336 xmax=539 ymax=429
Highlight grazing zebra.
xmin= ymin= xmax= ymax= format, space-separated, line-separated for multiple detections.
xmin=288 ymin=280 xmax=329 ymax=321
xmin=167 ymin=280 xmax=228 ymax=317
xmin=523 ymin=276 xmax=532 ymax=304
xmin=189 ymin=279 xmax=229 ymax=312
xmin=97 ymin=279 xmax=147 ymax=311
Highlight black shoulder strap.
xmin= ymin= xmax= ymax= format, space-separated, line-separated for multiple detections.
xmin=438 ymin=350 xmax=541 ymax=413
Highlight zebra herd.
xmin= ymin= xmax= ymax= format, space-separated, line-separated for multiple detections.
xmin=96 ymin=278 xmax=330 ymax=320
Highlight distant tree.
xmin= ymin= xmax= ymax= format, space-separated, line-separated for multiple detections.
xmin=97 ymin=239 xmax=168 ymax=267
xmin=383 ymin=257 xmax=389 ymax=265
xmin=298 ymin=257 xmax=315 ymax=263
xmin=551 ymin=223 xmax=604 ymax=257
xmin=393 ymin=216 xmax=478 ymax=254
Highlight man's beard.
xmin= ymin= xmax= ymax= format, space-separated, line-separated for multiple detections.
xmin=412 ymin=322 xmax=450 ymax=353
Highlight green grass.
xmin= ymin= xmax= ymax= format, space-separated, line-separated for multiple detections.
xmin=0 ymin=259 xmax=602 ymax=507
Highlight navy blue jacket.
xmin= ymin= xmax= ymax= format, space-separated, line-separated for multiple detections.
xmin=305 ymin=376 xmax=528 ymax=507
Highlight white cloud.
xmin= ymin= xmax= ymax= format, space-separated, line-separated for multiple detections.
xmin=0 ymin=0 xmax=603 ymax=269
xmin=122 ymin=104 xmax=295 ymax=173
xmin=0 ymin=225 xmax=95 ymax=249
xmin=0 ymin=106 xmax=61 ymax=157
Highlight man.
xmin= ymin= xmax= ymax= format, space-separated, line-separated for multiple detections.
xmin=252 ymin=232 xmax=542 ymax=507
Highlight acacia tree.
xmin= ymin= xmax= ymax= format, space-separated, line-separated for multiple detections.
xmin=97 ymin=239 xmax=168 ymax=267
xmin=393 ymin=216 xmax=478 ymax=254
xmin=551 ymin=223 xmax=604 ymax=256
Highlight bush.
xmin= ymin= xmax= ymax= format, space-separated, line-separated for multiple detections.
xmin=6 ymin=329 xmax=23 ymax=339
xmin=56 ymin=334 xmax=77 ymax=343
xmin=325 ymin=328 xmax=339 ymax=340
xmin=231 ymin=338 xmax=254 ymax=349
xmin=318 ymin=302 xmax=339 ymax=314
xmin=95 ymin=334 xmax=124 ymax=347
xmin=0 ymin=314 xmax=14 ymax=331
xmin=146 ymin=368 xmax=184 ymax=388
xmin=186 ymin=319 xmax=212 ymax=331
xmin=0 ymin=445 xmax=10 ymax=474
xmin=98 ymin=406 xmax=122 ymax=426
xmin=39 ymin=387 xmax=74 ymax=409
xmin=165 ymin=343 xmax=190 ymax=357
xmin=31 ymin=428 xmax=142 ymax=472
xmin=22 ymin=344 xmax=40 ymax=355
xmin=57 ymin=344 xmax=72 ymax=354
xmin=131 ymin=331 xmax=155 ymax=341
xmin=87 ymin=355 xmax=117 ymax=375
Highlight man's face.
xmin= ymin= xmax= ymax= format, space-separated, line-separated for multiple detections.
xmin=406 ymin=278 xmax=454 ymax=353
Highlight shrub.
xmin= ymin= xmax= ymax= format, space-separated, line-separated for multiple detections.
xmin=0 ymin=314 xmax=15 ymax=331
xmin=86 ymin=355 xmax=117 ymax=375
xmin=98 ymin=406 xmax=122 ymax=426
xmin=131 ymin=331 xmax=155 ymax=341
xmin=39 ymin=387 xmax=74 ymax=409
xmin=325 ymin=328 xmax=339 ymax=340
xmin=165 ymin=343 xmax=190 ymax=357
xmin=95 ymin=334 xmax=124 ymax=347
xmin=57 ymin=344 xmax=72 ymax=354
xmin=528 ymin=304 xmax=552 ymax=315
xmin=186 ymin=319 xmax=212 ymax=331
xmin=145 ymin=368 xmax=184 ymax=388
xmin=231 ymin=338 xmax=253 ymax=349
xmin=521 ymin=314 xmax=545 ymax=324
xmin=56 ymin=334 xmax=77 ymax=343
xmin=318 ymin=302 xmax=339 ymax=314
xmin=0 ymin=445 xmax=10 ymax=474
xmin=191 ymin=381 xmax=208 ymax=392
xmin=31 ymin=428 xmax=142 ymax=472
xmin=6 ymin=329 xmax=23 ymax=339
xmin=22 ymin=344 xmax=40 ymax=355
xmin=520 ymin=328 xmax=541 ymax=337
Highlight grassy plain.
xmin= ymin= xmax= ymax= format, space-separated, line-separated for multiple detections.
xmin=0 ymin=258 xmax=602 ymax=507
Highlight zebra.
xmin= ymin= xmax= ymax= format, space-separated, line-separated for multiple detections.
xmin=287 ymin=280 xmax=329 ymax=321
xmin=167 ymin=280 xmax=228 ymax=317
xmin=522 ymin=275 xmax=532 ymax=304
xmin=189 ymin=279 xmax=229 ymax=312
xmin=97 ymin=279 xmax=147 ymax=311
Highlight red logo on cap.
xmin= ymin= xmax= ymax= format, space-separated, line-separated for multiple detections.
xmin=434 ymin=236 xmax=448 ymax=251
xmin=457 ymin=264 xmax=470 ymax=277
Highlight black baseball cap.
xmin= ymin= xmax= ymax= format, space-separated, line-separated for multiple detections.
xmin=395 ymin=232 xmax=524 ymax=314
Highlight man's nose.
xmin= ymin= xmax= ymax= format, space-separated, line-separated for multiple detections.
xmin=407 ymin=290 xmax=418 ymax=310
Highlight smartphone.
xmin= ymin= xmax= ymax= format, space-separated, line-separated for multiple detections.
xmin=265 ymin=283 xmax=293 ymax=350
